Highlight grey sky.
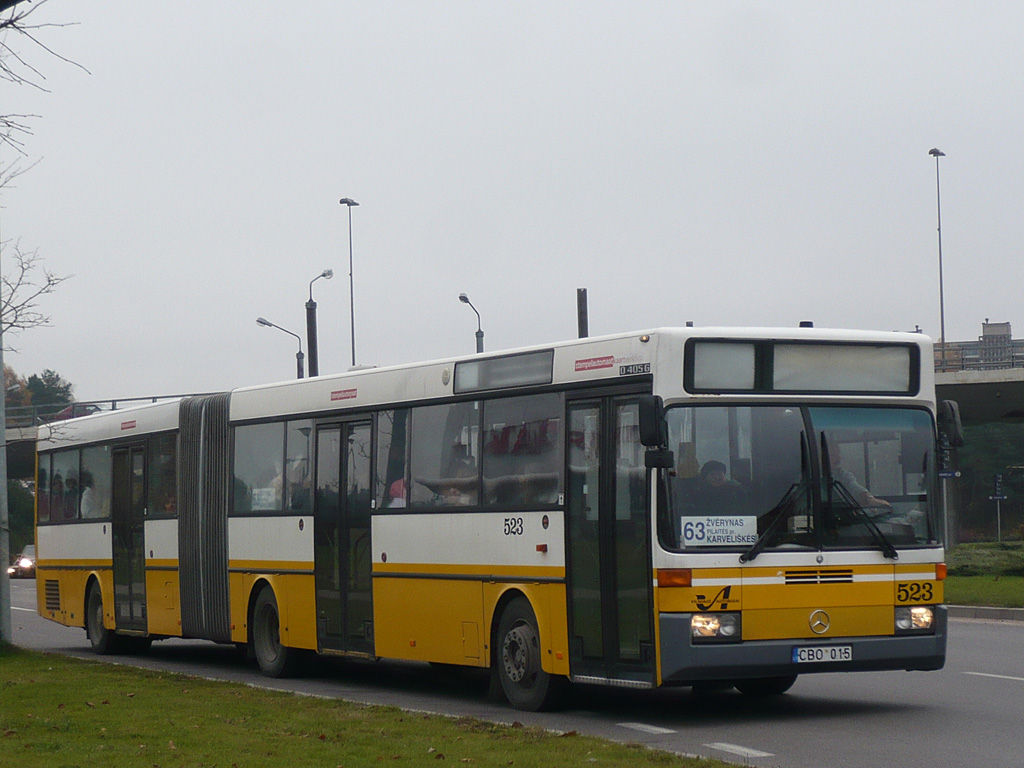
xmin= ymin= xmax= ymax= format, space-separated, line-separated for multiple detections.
xmin=3 ymin=2 xmax=1023 ymax=401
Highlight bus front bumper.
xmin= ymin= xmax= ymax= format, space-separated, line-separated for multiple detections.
xmin=658 ymin=605 xmax=947 ymax=684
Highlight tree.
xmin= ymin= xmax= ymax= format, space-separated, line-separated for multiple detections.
xmin=26 ymin=368 xmax=72 ymax=408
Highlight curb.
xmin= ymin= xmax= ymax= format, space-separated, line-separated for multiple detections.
xmin=948 ymin=605 xmax=1024 ymax=622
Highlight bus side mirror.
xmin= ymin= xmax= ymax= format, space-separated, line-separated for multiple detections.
xmin=939 ymin=400 xmax=964 ymax=448
xmin=638 ymin=395 xmax=667 ymax=448
xmin=639 ymin=395 xmax=675 ymax=469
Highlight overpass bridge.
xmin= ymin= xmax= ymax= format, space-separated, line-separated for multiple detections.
xmin=936 ymin=369 xmax=1024 ymax=425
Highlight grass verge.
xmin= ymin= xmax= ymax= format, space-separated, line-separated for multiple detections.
xmin=943 ymin=575 xmax=1024 ymax=608
xmin=944 ymin=542 xmax=1024 ymax=608
xmin=0 ymin=646 xmax=736 ymax=768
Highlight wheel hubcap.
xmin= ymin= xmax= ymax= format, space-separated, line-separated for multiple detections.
xmin=503 ymin=624 xmax=534 ymax=683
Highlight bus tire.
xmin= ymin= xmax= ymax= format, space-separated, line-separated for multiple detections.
xmin=735 ymin=675 xmax=797 ymax=696
xmin=85 ymin=582 xmax=122 ymax=655
xmin=495 ymin=597 xmax=564 ymax=711
xmin=252 ymin=587 xmax=301 ymax=678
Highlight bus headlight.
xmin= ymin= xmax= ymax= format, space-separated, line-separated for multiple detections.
xmin=691 ymin=612 xmax=742 ymax=643
xmin=895 ymin=606 xmax=935 ymax=633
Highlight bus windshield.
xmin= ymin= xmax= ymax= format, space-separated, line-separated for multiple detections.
xmin=659 ymin=405 xmax=939 ymax=554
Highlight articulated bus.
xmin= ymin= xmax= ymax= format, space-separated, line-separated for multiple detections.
xmin=34 ymin=326 xmax=961 ymax=710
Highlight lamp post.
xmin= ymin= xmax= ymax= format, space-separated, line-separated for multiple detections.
xmin=339 ymin=197 xmax=359 ymax=367
xmin=458 ymin=293 xmax=484 ymax=353
xmin=305 ymin=268 xmax=334 ymax=377
xmin=929 ymin=147 xmax=947 ymax=371
xmin=257 ymin=317 xmax=305 ymax=379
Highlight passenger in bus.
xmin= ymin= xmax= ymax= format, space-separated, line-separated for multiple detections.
xmin=50 ymin=472 xmax=64 ymax=521
xmin=438 ymin=479 xmax=474 ymax=506
xmin=691 ymin=460 xmax=747 ymax=515
xmin=63 ymin=473 xmax=79 ymax=519
xmin=828 ymin=445 xmax=891 ymax=512
xmin=386 ymin=478 xmax=408 ymax=508
xmin=79 ymin=472 xmax=99 ymax=518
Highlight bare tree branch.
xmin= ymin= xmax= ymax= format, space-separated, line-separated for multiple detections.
xmin=2 ymin=0 xmax=87 ymax=157
xmin=0 ymin=239 xmax=70 ymax=341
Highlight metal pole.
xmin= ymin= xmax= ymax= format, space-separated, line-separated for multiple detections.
xmin=0 ymin=212 xmax=10 ymax=644
xmin=340 ymin=198 xmax=359 ymax=368
xmin=305 ymin=269 xmax=333 ymax=378
xmin=459 ymin=293 xmax=484 ymax=353
xmin=257 ymin=317 xmax=304 ymax=380
xmin=930 ymin=148 xmax=947 ymax=370
xmin=997 ymin=498 xmax=1002 ymax=543
xmin=577 ymin=288 xmax=589 ymax=338
xmin=348 ymin=205 xmax=356 ymax=367
xmin=305 ymin=298 xmax=319 ymax=377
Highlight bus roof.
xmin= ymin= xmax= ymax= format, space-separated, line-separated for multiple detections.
xmin=38 ymin=326 xmax=934 ymax=447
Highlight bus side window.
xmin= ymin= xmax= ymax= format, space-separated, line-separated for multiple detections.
xmin=37 ymin=455 xmax=51 ymax=524
xmin=409 ymin=402 xmax=480 ymax=507
xmin=148 ymin=432 xmax=178 ymax=517
xmin=481 ymin=394 xmax=562 ymax=508
xmin=376 ymin=409 xmax=409 ymax=509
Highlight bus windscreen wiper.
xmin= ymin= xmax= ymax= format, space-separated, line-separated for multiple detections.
xmin=739 ymin=482 xmax=803 ymax=563
xmin=830 ymin=480 xmax=899 ymax=560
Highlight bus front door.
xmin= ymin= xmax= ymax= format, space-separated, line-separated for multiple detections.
xmin=314 ymin=421 xmax=374 ymax=655
xmin=566 ymin=395 xmax=655 ymax=685
xmin=111 ymin=444 xmax=147 ymax=633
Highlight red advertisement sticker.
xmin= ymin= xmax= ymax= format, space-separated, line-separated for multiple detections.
xmin=574 ymin=356 xmax=615 ymax=372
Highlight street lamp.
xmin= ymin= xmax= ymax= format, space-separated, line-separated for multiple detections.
xmin=458 ymin=293 xmax=484 ymax=353
xmin=257 ymin=316 xmax=305 ymax=379
xmin=306 ymin=268 xmax=334 ymax=377
xmin=339 ymin=197 xmax=359 ymax=367
xmin=929 ymin=147 xmax=947 ymax=370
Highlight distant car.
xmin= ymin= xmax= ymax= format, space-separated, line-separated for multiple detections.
xmin=7 ymin=544 xmax=35 ymax=578
xmin=47 ymin=403 xmax=101 ymax=421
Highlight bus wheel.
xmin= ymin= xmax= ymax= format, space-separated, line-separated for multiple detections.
xmin=496 ymin=597 xmax=563 ymax=711
xmin=252 ymin=587 xmax=301 ymax=678
xmin=85 ymin=583 xmax=121 ymax=655
xmin=735 ymin=675 xmax=797 ymax=696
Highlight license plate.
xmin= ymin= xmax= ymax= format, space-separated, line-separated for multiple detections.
xmin=792 ymin=645 xmax=853 ymax=663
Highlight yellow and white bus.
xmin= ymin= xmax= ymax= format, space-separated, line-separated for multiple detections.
xmin=33 ymin=326 xmax=960 ymax=710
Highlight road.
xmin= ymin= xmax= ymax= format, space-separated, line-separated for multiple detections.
xmin=8 ymin=578 xmax=1024 ymax=767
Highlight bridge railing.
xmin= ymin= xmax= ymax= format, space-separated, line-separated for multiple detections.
xmin=4 ymin=393 xmax=220 ymax=430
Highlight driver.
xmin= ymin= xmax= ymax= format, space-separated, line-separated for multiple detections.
xmin=829 ymin=444 xmax=891 ymax=512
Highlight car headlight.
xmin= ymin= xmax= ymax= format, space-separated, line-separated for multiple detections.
xmin=6 ymin=566 xmax=14 ymax=576
xmin=691 ymin=612 xmax=742 ymax=643
xmin=18 ymin=557 xmax=32 ymax=569
xmin=895 ymin=605 xmax=935 ymax=633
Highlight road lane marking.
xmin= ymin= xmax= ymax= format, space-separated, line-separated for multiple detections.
xmin=964 ymin=671 xmax=1024 ymax=683
xmin=618 ymin=722 xmax=676 ymax=735
xmin=704 ymin=742 xmax=774 ymax=758
xmin=12 ymin=606 xmax=34 ymax=612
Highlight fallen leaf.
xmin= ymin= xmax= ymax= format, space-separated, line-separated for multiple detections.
xmin=168 ymin=741 xmax=176 ymax=750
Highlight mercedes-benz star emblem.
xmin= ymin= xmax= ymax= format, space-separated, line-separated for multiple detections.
xmin=809 ymin=609 xmax=831 ymax=634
